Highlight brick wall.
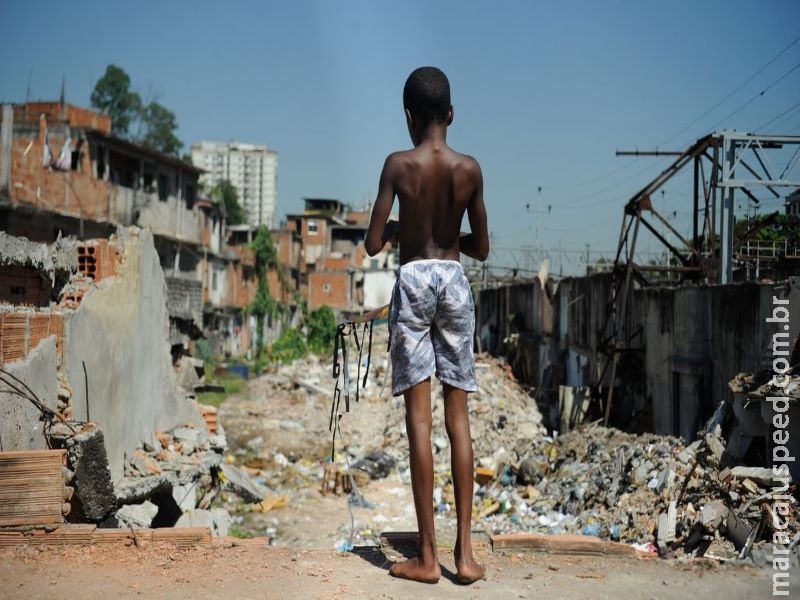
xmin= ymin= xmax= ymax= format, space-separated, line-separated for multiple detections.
xmin=321 ymin=255 xmax=351 ymax=270
xmin=76 ymin=239 xmax=120 ymax=283
xmin=309 ymin=270 xmax=350 ymax=311
xmin=226 ymin=262 xmax=258 ymax=309
xmin=13 ymin=103 xmax=111 ymax=135
xmin=0 ymin=266 xmax=52 ymax=307
xmin=0 ymin=311 xmax=64 ymax=364
xmin=9 ymin=132 xmax=112 ymax=223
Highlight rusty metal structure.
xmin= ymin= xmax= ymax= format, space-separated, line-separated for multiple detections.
xmin=597 ymin=130 xmax=800 ymax=425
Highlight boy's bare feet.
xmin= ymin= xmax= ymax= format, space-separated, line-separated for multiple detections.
xmin=454 ymin=546 xmax=485 ymax=584
xmin=389 ymin=557 xmax=441 ymax=584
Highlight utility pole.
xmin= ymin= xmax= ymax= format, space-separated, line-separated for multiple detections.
xmin=585 ymin=243 xmax=590 ymax=275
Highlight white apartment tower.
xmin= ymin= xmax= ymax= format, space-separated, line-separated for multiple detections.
xmin=191 ymin=140 xmax=278 ymax=228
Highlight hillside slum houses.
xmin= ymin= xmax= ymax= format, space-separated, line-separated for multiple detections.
xmin=0 ymin=99 xmax=398 ymax=540
xmin=0 ymin=101 xmax=398 ymax=352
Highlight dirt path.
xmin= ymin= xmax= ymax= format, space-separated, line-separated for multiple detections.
xmin=0 ymin=543 xmax=773 ymax=600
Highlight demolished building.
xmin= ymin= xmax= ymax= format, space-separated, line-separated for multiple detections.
xmin=0 ymin=100 xmax=266 ymax=358
xmin=0 ymin=228 xmax=203 ymax=477
xmin=0 ymin=228 xmax=270 ymax=539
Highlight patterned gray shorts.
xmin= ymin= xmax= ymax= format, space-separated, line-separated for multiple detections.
xmin=389 ymin=259 xmax=477 ymax=396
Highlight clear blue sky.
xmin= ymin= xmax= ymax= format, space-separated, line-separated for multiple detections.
xmin=1 ymin=1 xmax=799 ymax=274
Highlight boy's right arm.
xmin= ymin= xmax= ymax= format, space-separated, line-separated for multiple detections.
xmin=459 ymin=160 xmax=490 ymax=262
xmin=365 ymin=154 xmax=397 ymax=257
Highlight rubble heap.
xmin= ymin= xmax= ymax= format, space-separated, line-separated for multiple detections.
xmin=219 ymin=340 xmax=798 ymax=560
xmin=472 ymin=415 xmax=797 ymax=560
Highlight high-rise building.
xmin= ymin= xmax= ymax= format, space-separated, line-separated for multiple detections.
xmin=191 ymin=140 xmax=278 ymax=228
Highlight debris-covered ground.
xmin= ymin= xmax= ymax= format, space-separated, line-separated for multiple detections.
xmin=216 ymin=335 xmax=799 ymax=566
xmin=0 ymin=543 xmax=774 ymax=600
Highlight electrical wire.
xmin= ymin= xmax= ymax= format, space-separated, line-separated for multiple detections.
xmin=755 ymin=100 xmax=800 ymax=132
xmin=657 ymin=33 xmax=800 ymax=148
xmin=703 ymin=61 xmax=800 ymax=134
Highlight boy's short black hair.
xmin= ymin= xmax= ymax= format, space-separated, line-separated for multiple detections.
xmin=403 ymin=67 xmax=451 ymax=125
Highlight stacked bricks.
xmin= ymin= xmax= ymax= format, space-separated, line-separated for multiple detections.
xmin=0 ymin=311 xmax=64 ymax=364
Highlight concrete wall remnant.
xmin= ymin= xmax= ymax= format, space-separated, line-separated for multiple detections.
xmin=63 ymin=228 xmax=203 ymax=481
xmin=477 ymin=274 xmax=800 ymax=441
xmin=0 ymin=336 xmax=58 ymax=451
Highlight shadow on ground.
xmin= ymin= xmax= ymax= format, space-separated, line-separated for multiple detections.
xmin=351 ymin=545 xmax=462 ymax=584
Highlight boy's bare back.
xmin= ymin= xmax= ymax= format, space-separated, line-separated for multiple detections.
xmin=365 ymin=70 xmax=488 ymax=264
xmin=378 ymin=145 xmax=484 ymax=264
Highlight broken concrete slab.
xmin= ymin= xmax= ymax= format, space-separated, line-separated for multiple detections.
xmin=176 ymin=508 xmax=215 ymax=532
xmin=172 ymin=483 xmax=198 ymax=512
xmin=655 ymin=463 xmax=674 ymax=495
xmin=210 ymin=508 xmax=231 ymax=537
xmin=220 ymin=463 xmax=265 ymax=504
xmin=176 ymin=356 xmax=204 ymax=391
xmin=115 ymin=501 xmax=157 ymax=529
xmin=176 ymin=508 xmax=230 ymax=537
xmin=701 ymin=500 xmax=729 ymax=531
xmin=729 ymin=466 xmax=777 ymax=487
xmin=115 ymin=451 xmax=222 ymax=505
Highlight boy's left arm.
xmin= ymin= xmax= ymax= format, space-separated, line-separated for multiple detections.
xmin=365 ymin=154 xmax=398 ymax=256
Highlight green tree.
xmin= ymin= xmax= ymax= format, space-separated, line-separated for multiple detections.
xmin=250 ymin=226 xmax=279 ymax=353
xmin=140 ymin=101 xmax=182 ymax=155
xmin=90 ymin=64 xmax=141 ymax=136
xmin=213 ymin=180 xmax=246 ymax=225
xmin=307 ymin=306 xmax=337 ymax=354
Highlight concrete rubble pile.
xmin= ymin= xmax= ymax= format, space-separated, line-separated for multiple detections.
xmin=111 ymin=419 xmax=265 ymax=535
xmin=220 ymin=334 xmax=798 ymax=562
xmin=477 ymin=420 xmax=796 ymax=560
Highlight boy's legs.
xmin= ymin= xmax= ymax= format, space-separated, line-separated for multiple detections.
xmin=443 ymin=383 xmax=485 ymax=583
xmin=389 ymin=377 xmax=441 ymax=583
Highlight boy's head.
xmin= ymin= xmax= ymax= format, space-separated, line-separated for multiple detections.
xmin=403 ymin=67 xmax=453 ymax=135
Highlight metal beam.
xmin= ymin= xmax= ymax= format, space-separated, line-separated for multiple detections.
xmin=615 ymin=150 xmax=683 ymax=156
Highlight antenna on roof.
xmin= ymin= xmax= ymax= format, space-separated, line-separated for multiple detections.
xmin=59 ymin=74 xmax=66 ymax=117
xmin=25 ymin=68 xmax=32 ymax=103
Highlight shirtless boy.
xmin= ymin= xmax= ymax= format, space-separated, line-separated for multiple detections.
xmin=365 ymin=66 xmax=490 ymax=585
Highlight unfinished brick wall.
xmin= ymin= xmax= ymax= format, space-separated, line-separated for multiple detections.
xmin=0 ymin=311 xmax=63 ymax=365
xmin=0 ymin=266 xmax=52 ymax=307
xmin=226 ymin=262 xmax=258 ymax=309
xmin=321 ymin=255 xmax=351 ymax=270
xmin=308 ymin=270 xmax=350 ymax=311
xmin=9 ymin=133 xmax=111 ymax=223
xmin=12 ymin=103 xmax=111 ymax=135
xmin=76 ymin=239 xmax=119 ymax=283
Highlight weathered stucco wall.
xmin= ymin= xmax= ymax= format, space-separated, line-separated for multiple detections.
xmin=641 ymin=279 xmax=800 ymax=440
xmin=63 ymin=228 xmax=202 ymax=481
xmin=0 ymin=336 xmax=57 ymax=451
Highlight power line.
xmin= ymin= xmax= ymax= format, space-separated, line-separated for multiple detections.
xmin=704 ymin=60 xmax=800 ymax=134
xmin=558 ymin=156 xmax=670 ymax=207
xmin=755 ymin=100 xmax=800 ymax=131
xmin=541 ymin=159 xmax=639 ymax=191
xmin=657 ymin=33 xmax=800 ymax=148
xmin=766 ymin=105 xmax=800 ymax=134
